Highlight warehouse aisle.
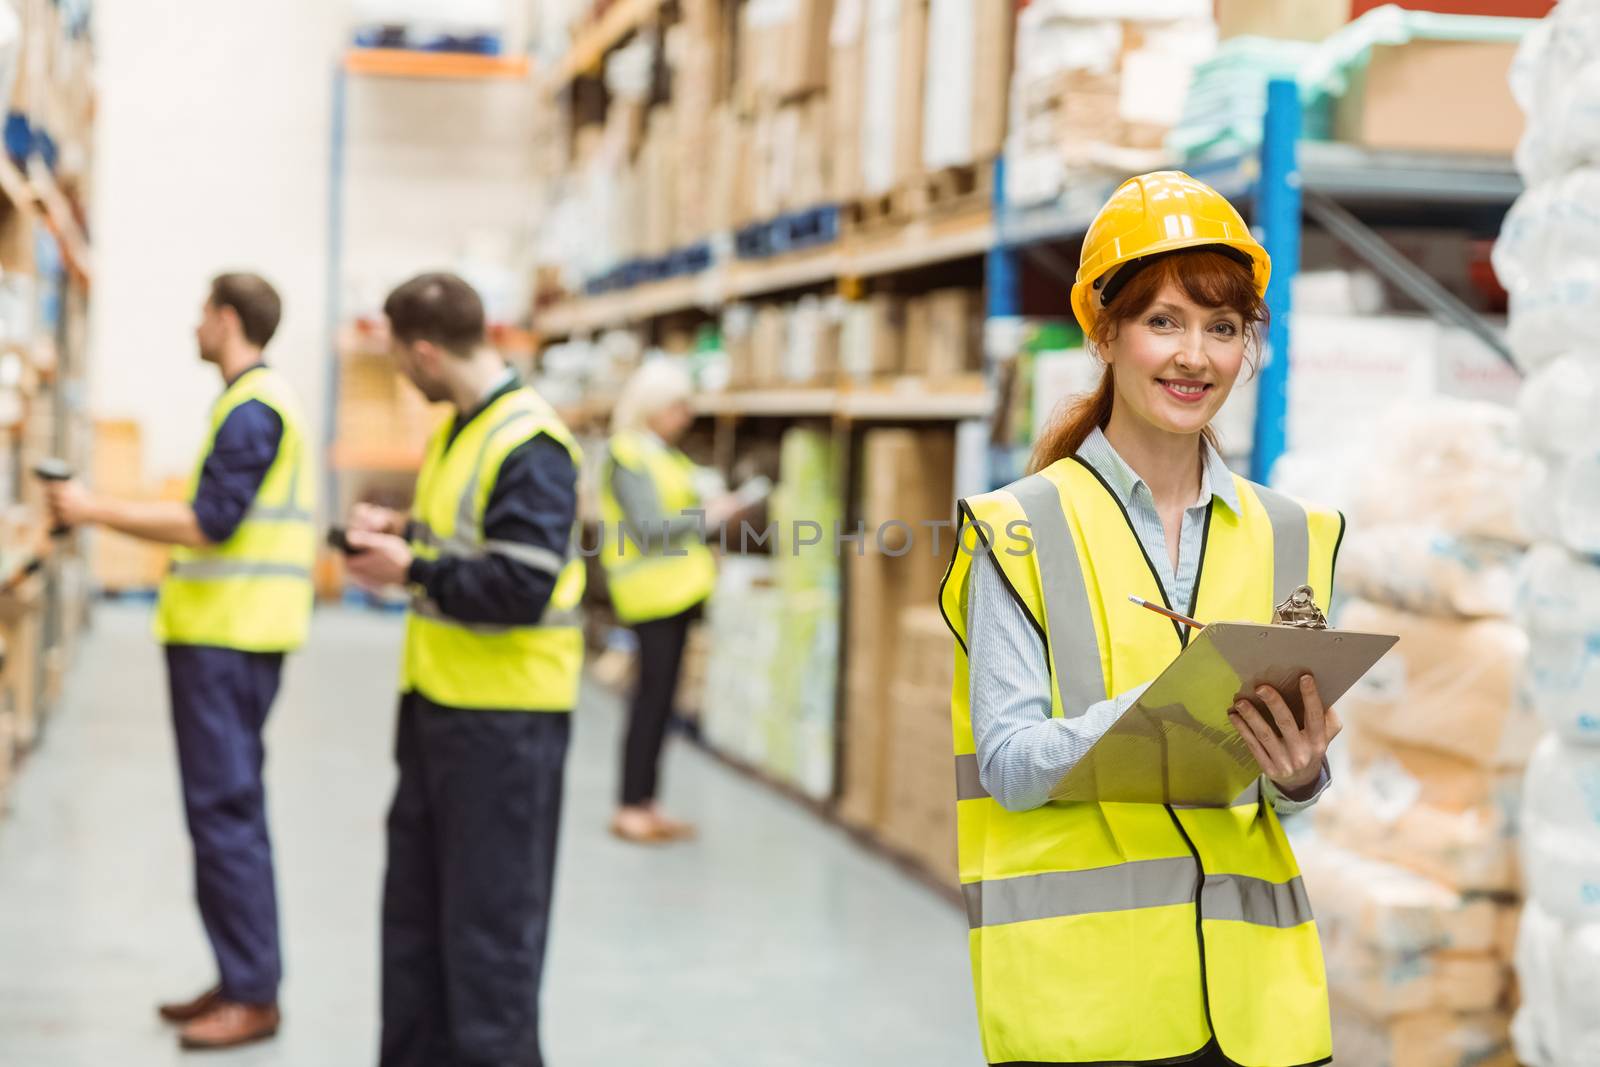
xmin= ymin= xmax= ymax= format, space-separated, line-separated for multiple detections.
xmin=0 ymin=604 xmax=980 ymax=1066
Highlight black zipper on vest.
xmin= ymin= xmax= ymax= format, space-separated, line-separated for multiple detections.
xmin=1163 ymin=804 xmax=1218 ymax=1051
xmin=1068 ymin=455 xmax=1213 ymax=649
xmin=1183 ymin=505 xmax=1214 ymax=646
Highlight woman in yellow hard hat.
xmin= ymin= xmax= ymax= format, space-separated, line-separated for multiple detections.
xmin=940 ymin=172 xmax=1342 ymax=1067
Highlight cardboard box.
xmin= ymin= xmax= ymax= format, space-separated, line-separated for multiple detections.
xmin=902 ymin=294 xmax=931 ymax=376
xmin=924 ymin=288 xmax=982 ymax=381
xmin=1350 ymin=0 xmax=1553 ymax=16
xmin=1335 ymin=41 xmax=1524 ymax=156
xmin=828 ymin=0 xmax=865 ymax=201
xmin=881 ymin=677 xmax=957 ymax=884
xmin=971 ymin=0 xmax=1013 ymax=160
xmin=840 ymin=429 xmax=957 ymax=830
xmin=777 ymin=0 xmax=835 ymax=99
xmin=893 ymin=0 xmax=928 ymax=186
xmin=1 ymin=598 xmax=41 ymax=752
xmin=1216 ymin=0 xmax=1352 ymax=40
xmin=751 ymin=304 xmax=787 ymax=388
xmin=840 ymin=295 xmax=906 ymax=380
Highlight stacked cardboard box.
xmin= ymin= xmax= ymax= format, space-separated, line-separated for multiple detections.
xmin=674 ymin=621 xmax=709 ymax=724
xmin=89 ymin=419 xmax=168 ymax=592
xmin=838 ymin=427 xmax=955 ymax=842
xmin=335 ymin=344 xmax=449 ymax=462
xmin=1004 ymin=2 xmax=1216 ymax=209
xmin=1300 ymin=403 xmax=1535 ymax=1066
xmin=701 ymin=427 xmax=842 ymax=799
xmin=878 ymin=605 xmax=958 ymax=884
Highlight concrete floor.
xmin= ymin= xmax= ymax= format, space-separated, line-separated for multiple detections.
xmin=0 ymin=603 xmax=981 ymax=1066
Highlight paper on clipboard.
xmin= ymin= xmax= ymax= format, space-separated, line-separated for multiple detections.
xmin=1049 ymin=622 xmax=1399 ymax=807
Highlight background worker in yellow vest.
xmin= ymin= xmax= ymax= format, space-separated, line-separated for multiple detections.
xmin=45 ymin=273 xmax=314 ymax=1051
xmin=339 ymin=273 xmax=583 ymax=1067
xmin=942 ymin=173 xmax=1345 ymax=1067
xmin=599 ymin=360 xmax=742 ymax=844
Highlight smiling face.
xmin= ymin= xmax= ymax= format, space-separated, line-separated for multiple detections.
xmin=1100 ymin=282 xmax=1249 ymax=437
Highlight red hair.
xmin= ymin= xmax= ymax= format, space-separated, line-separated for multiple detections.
xmin=1029 ymin=248 xmax=1268 ymax=474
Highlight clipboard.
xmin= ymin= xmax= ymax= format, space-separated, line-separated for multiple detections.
xmin=1049 ymin=622 xmax=1399 ymax=806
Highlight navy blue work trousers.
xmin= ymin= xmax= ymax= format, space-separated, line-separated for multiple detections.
xmin=380 ymin=693 xmax=570 ymax=1067
xmin=165 ymin=643 xmax=284 ymax=1006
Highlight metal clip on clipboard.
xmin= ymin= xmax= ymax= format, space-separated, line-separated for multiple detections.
xmin=1049 ymin=587 xmax=1399 ymax=807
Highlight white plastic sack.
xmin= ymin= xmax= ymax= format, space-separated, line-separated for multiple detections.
xmin=1523 ymin=452 xmax=1600 ymax=556
xmin=1518 ymin=545 xmax=1600 ymax=746
xmin=1519 ymin=353 xmax=1600 ymax=461
xmin=1348 ymin=402 xmax=1533 ymax=545
xmin=1513 ymin=4 xmax=1600 ymax=186
xmin=1336 ymin=527 xmax=1518 ymax=619
xmin=1493 ymin=170 xmax=1600 ymax=304
xmin=1507 ymin=262 xmax=1600 ymax=375
xmin=1520 ymin=734 xmax=1600 ymax=929
xmin=1512 ymin=900 xmax=1600 ymax=1067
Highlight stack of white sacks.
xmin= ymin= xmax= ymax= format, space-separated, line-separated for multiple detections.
xmin=1289 ymin=401 xmax=1535 ymax=1067
xmin=1492 ymin=3 xmax=1600 ymax=1063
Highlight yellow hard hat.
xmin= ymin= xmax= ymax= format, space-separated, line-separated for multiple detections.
xmin=1070 ymin=171 xmax=1271 ymax=335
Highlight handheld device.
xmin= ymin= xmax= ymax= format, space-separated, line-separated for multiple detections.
xmin=326 ymin=526 xmax=368 ymax=555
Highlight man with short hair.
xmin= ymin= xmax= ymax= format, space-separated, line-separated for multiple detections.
xmin=342 ymin=272 xmax=582 ymax=1067
xmin=47 ymin=272 xmax=315 ymax=1050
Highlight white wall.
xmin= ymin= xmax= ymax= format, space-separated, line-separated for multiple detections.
xmin=89 ymin=2 xmax=537 ymax=482
xmin=90 ymin=0 xmax=348 ymax=480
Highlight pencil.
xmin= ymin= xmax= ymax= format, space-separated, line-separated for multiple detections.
xmin=1128 ymin=595 xmax=1204 ymax=630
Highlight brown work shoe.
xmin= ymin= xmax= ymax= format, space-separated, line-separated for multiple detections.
xmin=157 ymin=985 xmax=223 ymax=1024
xmin=178 ymin=1001 xmax=280 ymax=1050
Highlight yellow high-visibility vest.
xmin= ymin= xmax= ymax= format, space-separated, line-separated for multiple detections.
xmin=939 ymin=455 xmax=1344 ymax=1067
xmin=598 ymin=430 xmax=716 ymax=624
xmin=155 ymin=366 xmax=316 ymax=652
xmin=402 ymin=387 xmax=585 ymax=712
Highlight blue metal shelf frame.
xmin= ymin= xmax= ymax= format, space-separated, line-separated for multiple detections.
xmin=324 ymin=66 xmax=349 ymax=523
xmin=1252 ymin=78 xmax=1302 ymax=484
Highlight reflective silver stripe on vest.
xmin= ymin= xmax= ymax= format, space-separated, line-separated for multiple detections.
xmin=482 ymin=539 xmax=566 ymax=576
xmin=1200 ymin=873 xmax=1314 ymax=928
xmin=410 ymin=595 xmax=582 ymax=634
xmin=170 ymin=561 xmax=312 ymax=581
xmin=963 ymin=856 xmax=1198 ymax=928
xmin=1007 ymin=474 xmax=1107 ymax=718
xmin=963 ymin=863 xmax=1312 ymax=930
xmin=954 ymin=753 xmax=988 ymax=801
xmin=456 ymin=409 xmax=543 ymax=541
xmin=247 ymin=504 xmax=313 ymax=522
xmin=244 ymin=434 xmax=311 ymax=523
xmin=1252 ymin=485 xmax=1309 ymax=606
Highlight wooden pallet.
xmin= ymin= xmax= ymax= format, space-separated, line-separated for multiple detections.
xmin=843 ymin=160 xmax=996 ymax=239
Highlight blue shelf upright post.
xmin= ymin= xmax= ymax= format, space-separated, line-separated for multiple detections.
xmin=1252 ymin=78 xmax=1302 ymax=485
xmin=324 ymin=64 xmax=349 ymax=524
xmin=984 ymin=154 xmax=1023 ymax=490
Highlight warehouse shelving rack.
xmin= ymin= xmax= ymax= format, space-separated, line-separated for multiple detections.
xmin=536 ymin=83 xmax=1523 ymax=470
xmin=323 ymin=46 xmax=537 ymax=520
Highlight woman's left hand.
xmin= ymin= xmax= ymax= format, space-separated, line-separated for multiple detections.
xmin=1227 ymin=674 xmax=1342 ymax=794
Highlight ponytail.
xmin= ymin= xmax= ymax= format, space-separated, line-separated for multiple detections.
xmin=1029 ymin=367 xmax=1114 ymax=474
